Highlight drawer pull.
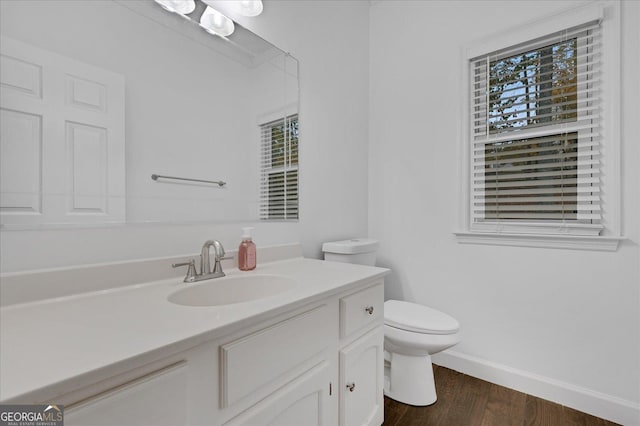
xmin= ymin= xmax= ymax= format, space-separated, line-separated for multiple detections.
xmin=346 ymin=382 xmax=356 ymax=392
xmin=365 ymin=306 xmax=374 ymax=315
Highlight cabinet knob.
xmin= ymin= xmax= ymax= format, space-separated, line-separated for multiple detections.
xmin=346 ymin=382 xmax=356 ymax=392
xmin=365 ymin=306 xmax=374 ymax=315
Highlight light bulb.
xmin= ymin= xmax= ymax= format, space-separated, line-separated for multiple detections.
xmin=212 ymin=14 xmax=224 ymax=28
xmin=153 ymin=0 xmax=196 ymax=15
xmin=199 ymin=6 xmax=235 ymax=37
xmin=236 ymin=0 xmax=263 ymax=17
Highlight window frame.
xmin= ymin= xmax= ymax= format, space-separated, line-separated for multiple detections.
xmin=455 ymin=1 xmax=623 ymax=251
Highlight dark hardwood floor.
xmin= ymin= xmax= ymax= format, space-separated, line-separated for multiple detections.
xmin=383 ymin=365 xmax=620 ymax=426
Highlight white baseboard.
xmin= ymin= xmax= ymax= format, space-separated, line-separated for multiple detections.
xmin=432 ymin=350 xmax=640 ymax=426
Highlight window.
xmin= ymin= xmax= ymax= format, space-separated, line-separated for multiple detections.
xmin=471 ymin=23 xmax=601 ymax=235
xmin=457 ymin=2 xmax=622 ymax=250
xmin=469 ymin=20 xmax=601 ymax=236
xmin=259 ymin=114 xmax=299 ymax=220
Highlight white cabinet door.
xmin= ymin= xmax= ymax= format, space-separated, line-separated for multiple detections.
xmin=340 ymin=327 xmax=384 ymax=426
xmin=220 ymin=305 xmax=332 ymax=409
xmin=65 ymin=363 xmax=189 ymax=426
xmin=224 ymin=361 xmax=334 ymax=426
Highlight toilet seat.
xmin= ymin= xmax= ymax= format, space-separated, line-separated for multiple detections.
xmin=384 ymin=300 xmax=459 ymax=335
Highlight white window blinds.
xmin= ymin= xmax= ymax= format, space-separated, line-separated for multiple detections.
xmin=470 ymin=20 xmax=602 ymax=236
xmin=259 ymin=114 xmax=299 ymax=220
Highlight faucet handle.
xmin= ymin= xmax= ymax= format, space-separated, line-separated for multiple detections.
xmin=172 ymin=259 xmax=198 ymax=283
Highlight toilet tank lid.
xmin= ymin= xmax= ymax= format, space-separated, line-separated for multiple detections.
xmin=322 ymin=238 xmax=379 ymax=254
xmin=384 ymin=300 xmax=460 ymax=335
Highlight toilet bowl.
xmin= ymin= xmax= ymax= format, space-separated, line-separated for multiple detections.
xmin=384 ymin=300 xmax=460 ymax=406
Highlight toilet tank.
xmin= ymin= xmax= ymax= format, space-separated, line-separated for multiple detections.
xmin=322 ymin=238 xmax=379 ymax=266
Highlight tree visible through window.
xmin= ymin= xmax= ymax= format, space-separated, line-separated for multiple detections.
xmin=488 ymin=39 xmax=577 ymax=131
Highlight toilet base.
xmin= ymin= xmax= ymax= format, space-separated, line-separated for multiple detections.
xmin=384 ymin=352 xmax=437 ymax=406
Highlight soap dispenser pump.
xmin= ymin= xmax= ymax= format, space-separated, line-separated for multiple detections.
xmin=238 ymin=227 xmax=256 ymax=271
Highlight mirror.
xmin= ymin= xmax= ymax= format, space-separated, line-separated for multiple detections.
xmin=0 ymin=0 xmax=298 ymax=228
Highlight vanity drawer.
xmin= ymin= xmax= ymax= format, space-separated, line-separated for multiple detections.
xmin=340 ymin=282 xmax=384 ymax=339
xmin=220 ymin=304 xmax=332 ymax=408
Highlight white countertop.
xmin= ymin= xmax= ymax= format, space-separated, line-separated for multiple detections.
xmin=0 ymin=257 xmax=388 ymax=402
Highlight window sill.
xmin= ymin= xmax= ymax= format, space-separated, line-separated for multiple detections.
xmin=453 ymin=231 xmax=624 ymax=251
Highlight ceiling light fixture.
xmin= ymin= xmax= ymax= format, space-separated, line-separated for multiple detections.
xmin=199 ymin=6 xmax=235 ymax=37
xmin=153 ymin=0 xmax=196 ymax=15
xmin=235 ymin=0 xmax=263 ymax=17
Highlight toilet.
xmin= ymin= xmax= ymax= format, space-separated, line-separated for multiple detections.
xmin=322 ymin=238 xmax=461 ymax=406
xmin=383 ymin=300 xmax=460 ymax=405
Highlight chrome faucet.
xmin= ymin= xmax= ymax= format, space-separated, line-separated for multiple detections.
xmin=210 ymin=240 xmax=226 ymax=275
xmin=200 ymin=240 xmax=216 ymax=275
xmin=173 ymin=240 xmax=232 ymax=283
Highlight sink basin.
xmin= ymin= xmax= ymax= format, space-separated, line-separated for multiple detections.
xmin=167 ymin=274 xmax=298 ymax=307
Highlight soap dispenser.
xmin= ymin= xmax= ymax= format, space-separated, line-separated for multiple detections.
xmin=238 ymin=227 xmax=256 ymax=271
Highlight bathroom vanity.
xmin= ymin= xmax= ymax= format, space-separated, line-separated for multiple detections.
xmin=0 ymin=246 xmax=388 ymax=426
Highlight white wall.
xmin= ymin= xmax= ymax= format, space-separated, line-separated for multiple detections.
xmin=369 ymin=0 xmax=639 ymax=423
xmin=0 ymin=0 xmax=371 ymax=272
